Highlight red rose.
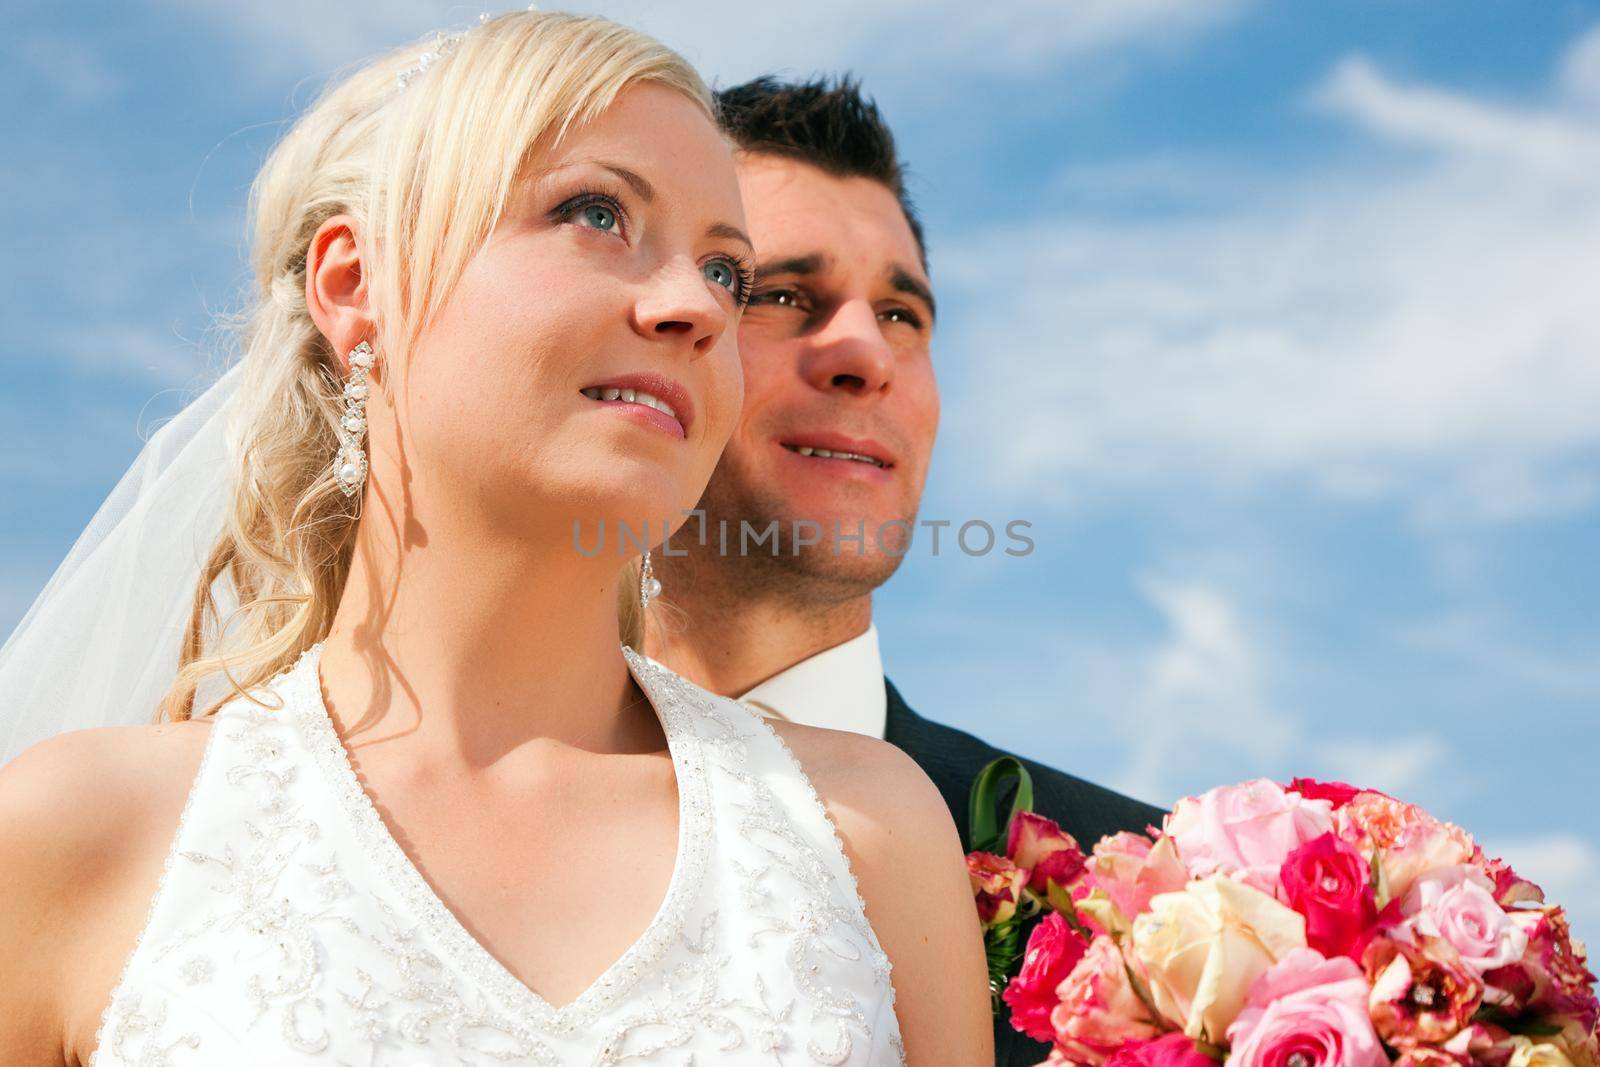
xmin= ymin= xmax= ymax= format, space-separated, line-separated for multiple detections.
xmin=1104 ymin=1033 xmax=1219 ymax=1067
xmin=1001 ymin=911 xmax=1089 ymax=1044
xmin=1280 ymin=832 xmax=1378 ymax=959
xmin=1288 ymin=777 xmax=1367 ymax=809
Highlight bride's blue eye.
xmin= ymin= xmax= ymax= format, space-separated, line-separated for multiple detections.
xmin=703 ymin=257 xmax=754 ymax=304
xmin=553 ymin=192 xmax=626 ymax=236
xmin=704 ymin=260 xmax=735 ymax=291
xmin=580 ymin=203 xmax=617 ymax=232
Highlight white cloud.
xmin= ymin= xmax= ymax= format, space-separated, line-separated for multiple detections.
xmin=20 ymin=32 xmax=122 ymax=104
xmin=1141 ymin=577 xmax=1262 ymax=712
xmin=151 ymin=0 xmax=448 ymax=81
xmin=1392 ymin=610 xmax=1600 ymax=700
xmin=1114 ymin=576 xmax=1295 ymax=800
xmin=157 ymin=0 xmax=1248 ymax=88
xmin=942 ymin=45 xmax=1600 ymax=526
xmin=1559 ymin=23 xmax=1600 ymax=110
xmin=1061 ymin=573 xmax=1456 ymax=806
xmin=1317 ymin=736 xmax=1448 ymax=798
xmin=1313 ymin=54 xmax=1600 ymax=175
xmin=9 ymin=322 xmax=214 ymax=388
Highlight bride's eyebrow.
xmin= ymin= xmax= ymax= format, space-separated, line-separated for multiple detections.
xmin=597 ymin=162 xmax=655 ymax=202
xmin=539 ymin=159 xmax=751 ymax=249
xmin=530 ymin=159 xmax=655 ymax=200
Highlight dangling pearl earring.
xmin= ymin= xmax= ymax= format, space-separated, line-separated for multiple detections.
xmin=335 ymin=341 xmax=377 ymax=497
xmin=639 ymin=548 xmax=661 ymax=610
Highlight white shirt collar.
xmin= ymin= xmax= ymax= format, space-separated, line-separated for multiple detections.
xmin=734 ymin=623 xmax=887 ymax=739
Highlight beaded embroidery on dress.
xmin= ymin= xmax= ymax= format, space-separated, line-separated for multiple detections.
xmin=89 ymin=643 xmax=904 ymax=1066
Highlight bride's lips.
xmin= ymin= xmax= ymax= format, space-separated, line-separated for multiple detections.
xmin=578 ymin=372 xmax=694 ymax=439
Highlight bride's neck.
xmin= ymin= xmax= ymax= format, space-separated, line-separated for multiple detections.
xmin=317 ymin=509 xmax=648 ymax=768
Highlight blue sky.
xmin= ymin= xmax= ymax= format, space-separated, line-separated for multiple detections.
xmin=5 ymin=2 xmax=1597 ymax=943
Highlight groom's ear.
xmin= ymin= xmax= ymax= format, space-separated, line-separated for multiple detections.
xmin=305 ymin=214 xmax=375 ymax=371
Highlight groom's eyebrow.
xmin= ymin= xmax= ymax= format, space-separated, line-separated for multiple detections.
xmin=755 ymin=253 xmax=828 ymax=280
xmin=890 ymin=264 xmax=937 ymax=323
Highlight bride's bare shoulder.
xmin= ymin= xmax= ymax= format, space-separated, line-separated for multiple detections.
xmin=763 ymin=718 xmax=993 ymax=1062
xmin=0 ymin=720 xmax=214 ymax=1061
xmin=1 ymin=719 xmax=213 ymax=818
xmin=762 ymin=718 xmax=956 ymax=861
xmin=0 ymin=720 xmax=214 ymax=890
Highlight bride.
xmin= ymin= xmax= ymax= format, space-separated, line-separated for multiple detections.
xmin=0 ymin=11 xmax=989 ymax=1065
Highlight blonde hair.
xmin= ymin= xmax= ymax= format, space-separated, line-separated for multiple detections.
xmin=160 ymin=11 xmax=710 ymax=721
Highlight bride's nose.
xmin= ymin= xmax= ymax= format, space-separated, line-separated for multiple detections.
xmin=631 ymin=257 xmax=729 ymax=358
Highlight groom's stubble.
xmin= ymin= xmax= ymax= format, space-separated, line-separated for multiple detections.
xmin=673 ymin=447 xmax=920 ymax=610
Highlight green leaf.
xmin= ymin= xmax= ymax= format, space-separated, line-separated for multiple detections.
xmin=967 ymin=757 xmax=1036 ymax=855
xmin=984 ymin=918 xmax=1025 ymax=1014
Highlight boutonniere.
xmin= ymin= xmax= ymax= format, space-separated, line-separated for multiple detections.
xmin=964 ymin=756 xmax=1090 ymax=1015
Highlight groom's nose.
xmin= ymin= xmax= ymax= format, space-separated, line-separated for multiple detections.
xmin=800 ymin=298 xmax=894 ymax=397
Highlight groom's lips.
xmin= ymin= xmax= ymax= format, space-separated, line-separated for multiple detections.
xmin=775 ymin=432 xmax=896 ymax=482
xmin=771 ymin=431 xmax=896 ymax=470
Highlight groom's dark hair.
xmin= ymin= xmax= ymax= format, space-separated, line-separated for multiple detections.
xmin=713 ymin=74 xmax=927 ymax=264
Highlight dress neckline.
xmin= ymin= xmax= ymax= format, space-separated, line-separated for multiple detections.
xmin=286 ymin=641 xmax=714 ymax=1035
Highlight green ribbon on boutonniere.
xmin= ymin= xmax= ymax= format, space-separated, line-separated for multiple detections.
xmin=967 ymin=755 xmax=1035 ymax=855
xmin=967 ymin=756 xmax=1040 ymax=1011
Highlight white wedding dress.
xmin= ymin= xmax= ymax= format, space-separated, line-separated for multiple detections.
xmin=88 ymin=643 xmax=905 ymax=1066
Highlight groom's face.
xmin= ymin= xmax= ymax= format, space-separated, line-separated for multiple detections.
xmin=693 ymin=153 xmax=938 ymax=593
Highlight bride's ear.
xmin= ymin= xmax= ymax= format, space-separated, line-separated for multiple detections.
xmin=305 ymin=214 xmax=374 ymax=373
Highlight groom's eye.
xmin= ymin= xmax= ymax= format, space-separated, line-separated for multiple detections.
xmin=749 ymin=287 xmax=806 ymax=310
xmin=880 ymin=306 xmax=924 ymax=329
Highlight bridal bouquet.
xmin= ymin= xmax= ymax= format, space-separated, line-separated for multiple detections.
xmin=966 ymin=769 xmax=1599 ymax=1067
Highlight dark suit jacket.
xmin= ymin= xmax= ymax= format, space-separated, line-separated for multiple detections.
xmin=882 ymin=675 xmax=1167 ymax=1067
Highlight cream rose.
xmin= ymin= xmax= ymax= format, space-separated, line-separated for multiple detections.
xmin=1508 ymin=1038 xmax=1578 ymax=1067
xmin=1130 ymin=875 xmax=1308 ymax=1043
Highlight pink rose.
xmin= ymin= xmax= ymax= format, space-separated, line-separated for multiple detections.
xmin=1226 ymin=948 xmax=1388 ymax=1067
xmin=1280 ymin=833 xmax=1378 ymax=960
xmin=1398 ymin=867 xmax=1528 ymax=978
xmin=1051 ymin=935 xmax=1163 ymax=1064
xmin=1077 ymin=833 xmax=1188 ymax=937
xmin=1364 ymin=935 xmax=1485 ymax=1049
xmin=1103 ymin=1034 xmax=1217 ymax=1067
xmin=969 ymin=850 xmax=1029 ymax=926
xmin=1003 ymin=911 xmax=1090 ymax=1045
xmin=1165 ymin=779 xmax=1335 ymax=895
xmin=1288 ymin=777 xmax=1369 ymax=810
xmin=1009 ymin=811 xmax=1088 ymax=897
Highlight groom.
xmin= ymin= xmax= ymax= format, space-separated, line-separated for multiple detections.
xmin=645 ymin=75 xmax=1165 ymax=1063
